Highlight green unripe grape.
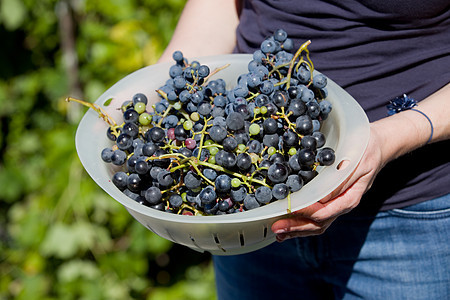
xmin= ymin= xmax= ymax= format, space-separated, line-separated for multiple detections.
xmin=288 ymin=147 xmax=297 ymax=156
xmin=134 ymin=102 xmax=146 ymax=114
xmin=268 ymin=146 xmax=277 ymax=156
xmin=231 ymin=178 xmax=241 ymax=188
xmin=249 ymin=123 xmax=261 ymax=135
xmin=204 ymin=139 xmax=213 ymax=146
xmin=181 ymin=192 xmax=187 ymax=202
xmin=183 ymin=120 xmax=193 ymax=131
xmin=260 ymin=106 xmax=268 ymax=115
xmin=173 ymin=101 xmax=182 ymax=110
xmin=139 ymin=113 xmax=152 ymax=125
xmin=237 ymin=144 xmax=246 ymax=152
xmin=253 ymin=107 xmax=261 ymax=116
xmin=208 ymin=155 xmax=216 ymax=164
xmin=209 ymin=146 xmax=219 ymax=155
xmin=191 ymin=112 xmax=200 ymax=122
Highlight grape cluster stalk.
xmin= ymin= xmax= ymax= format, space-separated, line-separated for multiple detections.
xmin=69 ymin=29 xmax=336 ymax=216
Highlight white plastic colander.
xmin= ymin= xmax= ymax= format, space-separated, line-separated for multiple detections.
xmin=75 ymin=54 xmax=370 ymax=256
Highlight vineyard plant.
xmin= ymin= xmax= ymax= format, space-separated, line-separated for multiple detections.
xmin=0 ymin=0 xmax=217 ymax=299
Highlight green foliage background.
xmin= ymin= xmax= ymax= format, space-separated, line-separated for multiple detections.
xmin=0 ymin=0 xmax=216 ymax=299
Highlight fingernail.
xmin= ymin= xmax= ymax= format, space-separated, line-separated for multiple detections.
xmin=274 ymin=228 xmax=287 ymax=234
xmin=276 ymin=234 xmax=285 ymax=242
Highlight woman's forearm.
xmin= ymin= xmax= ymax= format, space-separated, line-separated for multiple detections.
xmin=158 ymin=0 xmax=240 ymax=63
xmin=371 ymin=82 xmax=450 ymax=167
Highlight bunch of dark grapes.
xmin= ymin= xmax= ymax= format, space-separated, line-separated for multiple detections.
xmin=99 ymin=29 xmax=335 ymax=216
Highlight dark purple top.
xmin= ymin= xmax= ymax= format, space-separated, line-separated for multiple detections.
xmin=235 ymin=0 xmax=450 ymax=210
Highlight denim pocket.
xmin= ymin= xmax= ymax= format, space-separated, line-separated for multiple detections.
xmin=387 ymin=193 xmax=450 ymax=219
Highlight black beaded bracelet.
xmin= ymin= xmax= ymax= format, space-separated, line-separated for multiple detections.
xmin=386 ymin=94 xmax=434 ymax=144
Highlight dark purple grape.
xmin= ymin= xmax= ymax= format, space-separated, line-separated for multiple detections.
xmin=215 ymin=174 xmax=231 ymax=193
xmin=288 ymin=100 xmax=307 ymax=117
xmin=111 ymin=149 xmax=127 ymax=166
xmin=185 ymin=171 xmax=202 ymax=190
xmin=199 ymin=185 xmax=217 ymax=207
xmin=296 ymin=65 xmax=311 ymax=84
xmin=267 ymin=162 xmax=289 ymax=183
xmin=236 ymin=153 xmax=252 ymax=171
xmin=255 ymin=186 xmax=272 ymax=204
xmin=312 ymin=131 xmax=326 ymax=148
xmin=235 ymin=104 xmax=251 ymax=120
xmin=247 ymin=140 xmax=262 ymax=153
xmin=116 ymin=133 xmax=133 ymax=151
xmin=132 ymin=93 xmax=148 ymax=105
xmin=157 ymin=169 xmax=174 ymax=187
xmin=286 ymin=175 xmax=303 ymax=192
xmin=306 ymin=101 xmax=321 ymax=118
xmin=295 ymin=115 xmax=313 ymax=135
xmin=203 ymin=168 xmax=218 ymax=181
xmin=197 ymin=101 xmax=212 ymax=117
xmin=230 ymin=186 xmax=247 ymax=202
xmin=142 ymin=142 xmax=157 ymax=156
xmin=269 ymin=152 xmax=285 ymax=164
xmin=178 ymin=147 xmax=192 ymax=158
xmin=174 ymin=125 xmax=187 ymax=141
xmin=221 ymin=152 xmax=237 ymax=169
xmin=144 ymin=186 xmax=162 ymax=205
xmin=126 ymin=154 xmax=139 ymax=172
xmin=112 ymin=171 xmax=128 ymax=190
xmin=223 ymin=136 xmax=238 ymax=152
xmin=313 ymin=74 xmax=327 ymax=89
xmin=263 ymin=133 xmax=279 ymax=148
xmin=297 ymin=148 xmax=316 ymax=166
xmin=135 ymin=159 xmax=149 ymax=175
xmin=316 ymin=147 xmax=336 ymax=166
xmin=123 ymin=109 xmax=139 ymax=123
xmin=272 ymin=183 xmax=289 ymax=200
xmin=263 ymin=118 xmax=278 ymax=134
xmin=122 ymin=122 xmax=139 ymax=138
xmin=226 ymin=112 xmax=245 ymax=131
xmin=209 ymin=125 xmax=227 ymax=143
xmin=283 ymin=129 xmax=299 ymax=147
xmin=127 ymin=173 xmax=141 ymax=192
xmin=244 ymin=194 xmax=260 ymax=210
xmin=169 ymin=194 xmax=183 ymax=208
xmin=300 ymin=135 xmax=317 ymax=150
xmin=288 ymin=154 xmax=301 ymax=172
xmin=272 ymin=90 xmax=289 ymax=108
xmin=145 ymin=127 xmax=165 ymax=143
xmin=101 ymin=148 xmax=114 ymax=163
xmin=299 ymin=168 xmax=318 ymax=184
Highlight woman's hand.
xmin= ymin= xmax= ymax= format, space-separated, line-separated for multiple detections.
xmin=272 ymin=81 xmax=450 ymax=241
xmin=272 ymin=125 xmax=385 ymax=241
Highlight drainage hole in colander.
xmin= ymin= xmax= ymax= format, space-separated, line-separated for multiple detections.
xmin=239 ymin=233 xmax=245 ymax=247
xmin=189 ymin=234 xmax=202 ymax=250
xmin=213 ymin=234 xmax=227 ymax=252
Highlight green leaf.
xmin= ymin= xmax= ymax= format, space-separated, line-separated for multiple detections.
xmin=0 ymin=0 xmax=27 ymax=30
xmin=103 ymin=97 xmax=113 ymax=106
xmin=40 ymin=222 xmax=79 ymax=259
xmin=58 ymin=259 xmax=101 ymax=282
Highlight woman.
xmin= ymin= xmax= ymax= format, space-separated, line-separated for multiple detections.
xmin=158 ymin=1 xmax=450 ymax=298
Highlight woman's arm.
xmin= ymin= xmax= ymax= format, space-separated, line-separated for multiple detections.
xmin=272 ymin=82 xmax=450 ymax=240
xmin=158 ymin=0 xmax=241 ymax=63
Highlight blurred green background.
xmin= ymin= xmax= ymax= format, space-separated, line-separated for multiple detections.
xmin=0 ymin=0 xmax=217 ymax=299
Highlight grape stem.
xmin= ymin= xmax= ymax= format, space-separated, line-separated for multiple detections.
xmin=65 ymin=97 xmax=117 ymax=127
xmin=203 ymin=64 xmax=230 ymax=84
xmin=286 ymin=40 xmax=312 ymax=90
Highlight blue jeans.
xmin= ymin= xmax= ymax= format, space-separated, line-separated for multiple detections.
xmin=213 ymin=193 xmax=450 ymax=299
